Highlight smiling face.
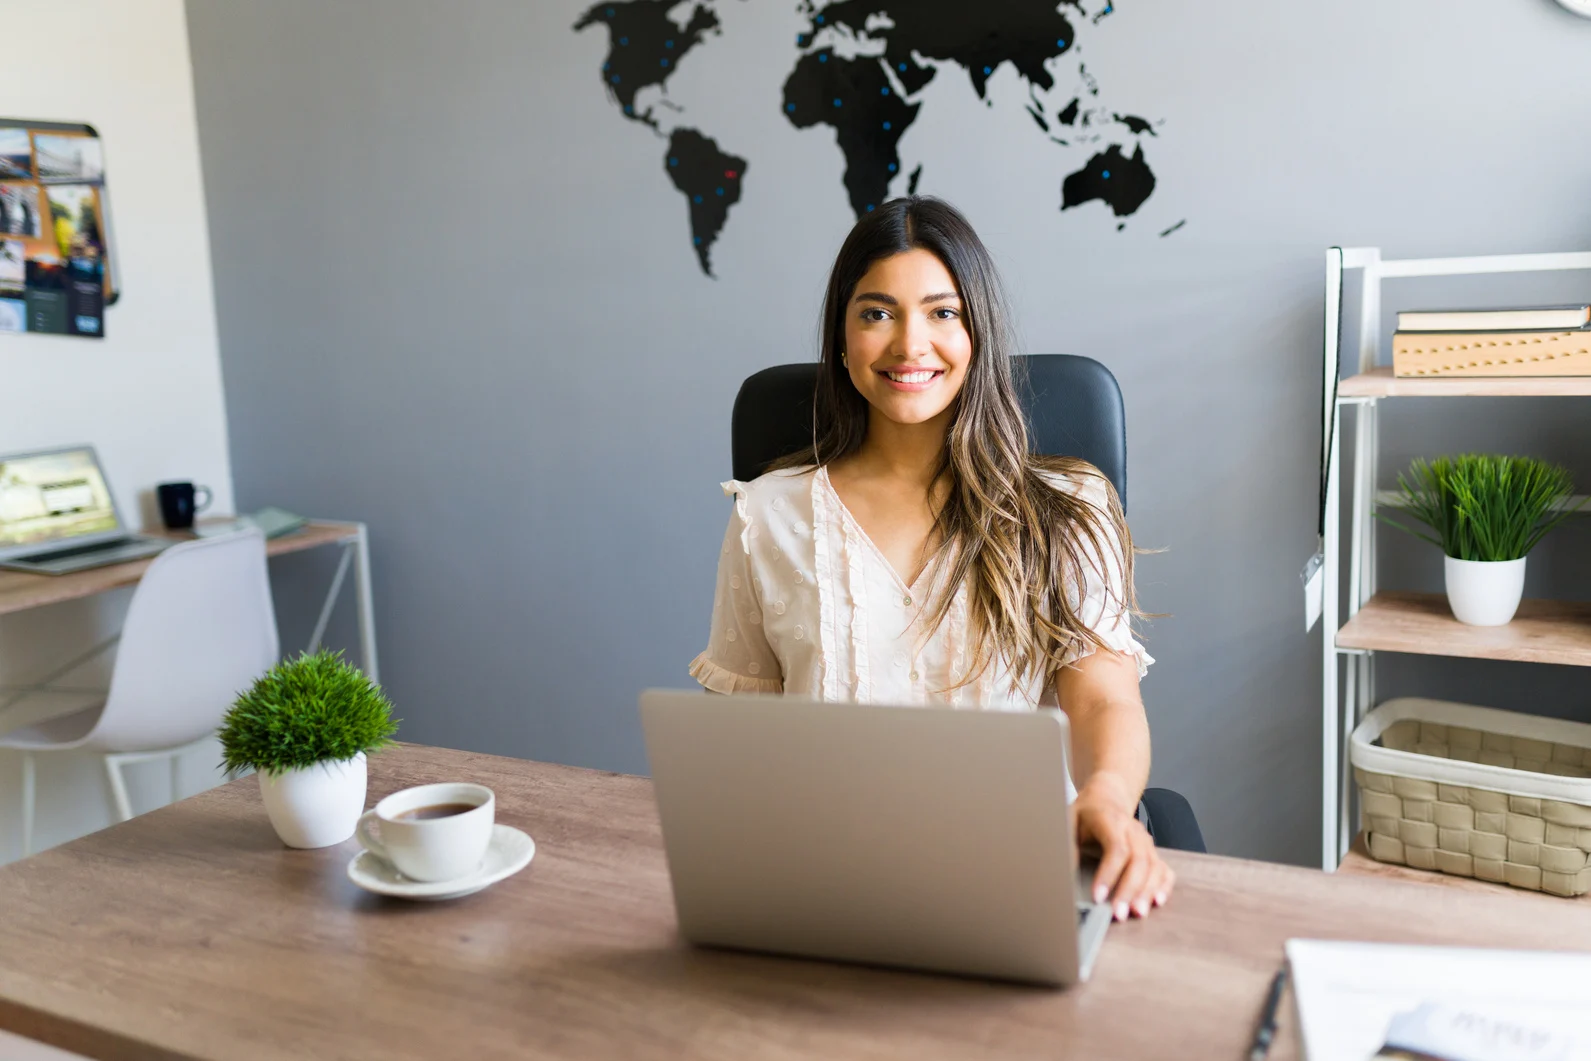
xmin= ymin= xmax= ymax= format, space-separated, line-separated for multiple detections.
xmin=842 ymin=248 xmax=973 ymax=429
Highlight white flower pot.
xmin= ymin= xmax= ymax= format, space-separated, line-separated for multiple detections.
xmin=257 ymin=752 xmax=368 ymax=849
xmin=1444 ymin=556 xmax=1527 ymax=627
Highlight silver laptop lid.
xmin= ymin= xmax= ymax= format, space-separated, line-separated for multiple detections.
xmin=639 ymin=689 xmax=1084 ymax=985
xmin=0 ymin=445 xmax=127 ymax=561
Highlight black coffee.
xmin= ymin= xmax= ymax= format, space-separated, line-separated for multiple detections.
xmin=393 ymin=802 xmax=477 ymax=821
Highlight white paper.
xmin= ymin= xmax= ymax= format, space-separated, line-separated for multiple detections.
xmin=1286 ymin=939 xmax=1591 ymax=1061
xmin=1302 ymin=552 xmax=1324 ymax=631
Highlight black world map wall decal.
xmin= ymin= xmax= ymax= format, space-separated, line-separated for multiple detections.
xmin=574 ymin=0 xmax=1174 ymax=277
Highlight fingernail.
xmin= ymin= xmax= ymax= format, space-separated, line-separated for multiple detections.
xmin=1133 ymin=899 xmax=1148 ymax=917
xmin=1155 ymin=891 xmax=1167 ymax=906
xmin=1114 ymin=902 xmax=1129 ymax=921
xmin=1093 ymin=886 xmax=1106 ymax=903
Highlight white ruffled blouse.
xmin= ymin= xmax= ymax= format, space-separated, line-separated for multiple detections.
xmin=690 ymin=465 xmax=1151 ymax=708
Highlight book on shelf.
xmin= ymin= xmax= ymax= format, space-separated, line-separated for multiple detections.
xmin=1392 ymin=327 xmax=1591 ymax=378
xmin=1396 ymin=304 xmax=1591 ymax=332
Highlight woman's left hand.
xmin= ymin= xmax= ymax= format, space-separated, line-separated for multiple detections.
xmin=1070 ymin=775 xmax=1174 ymax=921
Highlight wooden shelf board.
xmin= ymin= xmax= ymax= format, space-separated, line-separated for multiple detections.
xmin=1336 ymin=591 xmax=1591 ymax=666
xmin=1339 ymin=367 xmax=1591 ymax=398
xmin=1339 ymin=833 xmax=1591 ymax=906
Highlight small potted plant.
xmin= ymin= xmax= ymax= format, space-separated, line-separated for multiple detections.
xmin=1379 ymin=454 xmax=1583 ymax=626
xmin=218 ymin=649 xmax=399 ymax=849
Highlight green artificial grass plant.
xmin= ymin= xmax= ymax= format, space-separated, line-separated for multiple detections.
xmin=1377 ymin=454 xmax=1584 ymax=562
xmin=218 ymin=650 xmax=399 ymax=775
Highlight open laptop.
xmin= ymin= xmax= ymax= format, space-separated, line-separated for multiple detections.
xmin=638 ymin=689 xmax=1111 ymax=986
xmin=0 ymin=445 xmax=171 ymax=574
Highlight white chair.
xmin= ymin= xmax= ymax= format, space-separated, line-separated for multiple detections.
xmin=2 ymin=529 xmax=279 ymax=855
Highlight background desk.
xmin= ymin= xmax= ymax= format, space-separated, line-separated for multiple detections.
xmin=0 ymin=520 xmax=378 ymax=683
xmin=2 ymin=745 xmax=1591 ymax=1060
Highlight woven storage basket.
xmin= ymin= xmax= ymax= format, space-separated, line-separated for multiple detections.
xmin=1350 ymin=698 xmax=1591 ymax=897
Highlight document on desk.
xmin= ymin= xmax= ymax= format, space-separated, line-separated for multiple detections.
xmin=1286 ymin=939 xmax=1591 ymax=1061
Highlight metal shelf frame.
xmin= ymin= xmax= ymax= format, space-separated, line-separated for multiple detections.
xmin=1318 ymin=247 xmax=1591 ymax=871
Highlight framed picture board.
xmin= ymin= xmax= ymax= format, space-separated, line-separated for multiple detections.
xmin=0 ymin=118 xmax=118 ymax=339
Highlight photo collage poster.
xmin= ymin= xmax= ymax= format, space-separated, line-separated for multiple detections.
xmin=0 ymin=121 xmax=116 ymax=338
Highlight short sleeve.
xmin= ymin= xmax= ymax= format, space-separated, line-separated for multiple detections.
xmin=1061 ymin=476 xmax=1154 ymax=678
xmin=689 ymin=483 xmax=785 ymax=694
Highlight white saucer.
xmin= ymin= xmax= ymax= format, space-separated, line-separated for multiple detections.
xmin=347 ymin=824 xmax=535 ymax=901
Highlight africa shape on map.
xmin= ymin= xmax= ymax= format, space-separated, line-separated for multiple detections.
xmin=574 ymin=0 xmax=1167 ymax=277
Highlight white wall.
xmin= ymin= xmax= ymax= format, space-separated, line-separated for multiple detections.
xmin=0 ymin=0 xmax=233 ymax=861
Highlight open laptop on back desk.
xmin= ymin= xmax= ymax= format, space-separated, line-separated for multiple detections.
xmin=0 ymin=445 xmax=170 ymax=575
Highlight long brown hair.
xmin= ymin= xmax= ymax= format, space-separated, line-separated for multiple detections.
xmin=769 ymin=196 xmax=1139 ymax=695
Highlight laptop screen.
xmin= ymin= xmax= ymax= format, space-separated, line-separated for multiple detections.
xmin=0 ymin=448 xmax=120 ymax=549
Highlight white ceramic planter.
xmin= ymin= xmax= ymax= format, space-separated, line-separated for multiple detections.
xmin=1444 ymin=555 xmax=1527 ymax=627
xmin=258 ymin=752 xmax=368 ymax=849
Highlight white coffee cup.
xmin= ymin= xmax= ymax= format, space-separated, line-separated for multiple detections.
xmin=356 ymin=782 xmax=494 ymax=882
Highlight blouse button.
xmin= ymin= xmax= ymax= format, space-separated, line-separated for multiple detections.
xmin=902 ymin=594 xmax=912 ymax=607
xmin=909 ymin=670 xmax=920 ymax=682
xmin=748 ymin=612 xmax=762 ymax=625
xmin=726 ymin=629 xmax=738 ymax=642
xmin=749 ymin=662 xmax=761 ymax=675
xmin=730 ymin=575 xmax=741 ymax=589
xmin=773 ymin=601 xmax=786 ymax=615
xmin=773 ymin=496 xmax=786 ymax=510
xmin=794 ymin=625 xmax=804 ymax=640
xmin=794 ymin=571 xmax=805 ymax=584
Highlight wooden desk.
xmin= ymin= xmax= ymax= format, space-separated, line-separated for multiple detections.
xmin=0 ymin=520 xmax=378 ymax=682
xmin=2 ymin=746 xmax=1590 ymax=1061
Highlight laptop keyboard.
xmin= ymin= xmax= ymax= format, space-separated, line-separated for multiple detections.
xmin=23 ymin=538 xmax=152 ymax=564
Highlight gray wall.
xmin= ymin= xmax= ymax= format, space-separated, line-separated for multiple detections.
xmin=185 ymin=0 xmax=1591 ymax=865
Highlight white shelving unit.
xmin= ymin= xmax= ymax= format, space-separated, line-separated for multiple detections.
xmin=1317 ymin=247 xmax=1591 ymax=871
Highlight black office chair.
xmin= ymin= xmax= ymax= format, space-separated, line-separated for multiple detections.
xmin=732 ymin=354 xmax=1128 ymax=508
xmin=728 ymin=354 xmax=1206 ymax=854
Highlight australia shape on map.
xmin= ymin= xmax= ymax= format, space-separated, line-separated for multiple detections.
xmin=575 ymin=0 xmax=1173 ymax=277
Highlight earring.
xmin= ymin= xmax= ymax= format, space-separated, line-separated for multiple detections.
xmin=840 ymin=351 xmax=848 ymax=365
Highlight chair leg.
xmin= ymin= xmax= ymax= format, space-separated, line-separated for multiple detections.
xmin=20 ymin=753 xmax=35 ymax=857
xmin=104 ymin=756 xmax=133 ymax=823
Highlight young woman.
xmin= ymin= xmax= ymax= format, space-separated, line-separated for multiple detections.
xmin=690 ymin=196 xmax=1173 ymax=921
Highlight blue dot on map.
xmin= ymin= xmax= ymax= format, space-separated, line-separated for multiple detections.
xmin=1102 ymin=170 xmax=1111 ymax=179
xmin=694 ymin=236 xmax=701 ymax=245
xmin=882 ymin=121 xmax=891 ymax=130
xmin=818 ymin=54 xmax=827 ymax=63
xmin=786 ymin=103 xmax=796 ymax=112
xmin=888 ymin=163 xmax=897 ymax=172
xmin=815 ymin=14 xmax=824 ymax=22
xmin=619 ymin=37 xmax=628 ymax=45
xmin=880 ymin=87 xmax=889 ymax=96
xmin=833 ymin=98 xmax=842 ymax=107
xmin=983 ymin=66 xmax=992 ymax=74
xmin=899 ymin=63 xmax=907 ymax=72
xmin=664 ymin=40 xmax=673 ymax=49
xmin=866 ymin=204 xmax=875 ymax=212
xmin=1058 ymin=39 xmax=1066 ymax=47
xmin=605 ymin=6 xmax=614 ymax=14
xmin=660 ymin=58 xmax=669 ymax=67
xmin=669 ymin=157 xmax=678 ymax=166
xmin=716 ymin=187 xmax=724 ymax=195
xmin=694 ymin=195 xmax=703 ymax=203
xmin=611 ymin=75 xmax=620 ymax=83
